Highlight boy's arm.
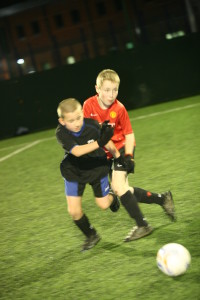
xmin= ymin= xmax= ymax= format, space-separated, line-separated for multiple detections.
xmin=124 ymin=133 xmax=135 ymax=155
xmin=71 ymin=142 xmax=99 ymax=157
xmin=72 ymin=124 xmax=114 ymax=157
xmin=123 ymin=133 xmax=135 ymax=174
xmin=104 ymin=140 xmax=120 ymax=158
xmin=118 ymin=105 xmax=135 ymax=155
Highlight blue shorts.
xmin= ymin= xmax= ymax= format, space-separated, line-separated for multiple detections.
xmin=64 ymin=176 xmax=110 ymax=197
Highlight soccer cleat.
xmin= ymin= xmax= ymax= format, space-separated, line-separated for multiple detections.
xmin=124 ymin=225 xmax=153 ymax=242
xmin=162 ymin=191 xmax=176 ymax=221
xmin=109 ymin=190 xmax=120 ymax=212
xmin=81 ymin=233 xmax=101 ymax=252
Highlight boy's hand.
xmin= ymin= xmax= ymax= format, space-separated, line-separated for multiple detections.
xmin=113 ymin=155 xmax=126 ymax=171
xmin=101 ymin=120 xmax=110 ymax=134
xmin=124 ymin=155 xmax=135 ymax=174
xmin=97 ymin=122 xmax=114 ymax=147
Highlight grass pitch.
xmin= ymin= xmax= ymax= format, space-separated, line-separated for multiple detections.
xmin=0 ymin=95 xmax=200 ymax=300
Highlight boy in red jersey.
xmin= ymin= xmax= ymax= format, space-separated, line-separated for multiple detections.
xmin=83 ymin=69 xmax=176 ymax=241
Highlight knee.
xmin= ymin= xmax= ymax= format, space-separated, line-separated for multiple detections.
xmin=111 ymin=182 xmax=119 ymax=195
xmin=68 ymin=207 xmax=83 ymax=220
xmin=111 ymin=184 xmax=127 ymax=197
xmin=98 ymin=202 xmax=110 ymax=210
xmin=96 ymin=197 xmax=110 ymax=210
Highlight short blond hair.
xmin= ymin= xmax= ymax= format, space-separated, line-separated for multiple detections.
xmin=57 ymin=98 xmax=82 ymax=118
xmin=96 ymin=69 xmax=120 ymax=88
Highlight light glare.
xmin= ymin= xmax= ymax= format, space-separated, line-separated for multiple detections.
xmin=17 ymin=58 xmax=24 ymax=64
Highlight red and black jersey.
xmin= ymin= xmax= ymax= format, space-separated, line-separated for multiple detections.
xmin=83 ymin=95 xmax=134 ymax=158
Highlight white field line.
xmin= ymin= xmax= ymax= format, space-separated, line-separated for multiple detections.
xmin=0 ymin=136 xmax=55 ymax=162
xmin=0 ymin=136 xmax=55 ymax=152
xmin=0 ymin=142 xmax=30 ymax=152
xmin=131 ymin=102 xmax=200 ymax=121
xmin=0 ymin=140 xmax=41 ymax=162
xmin=0 ymin=102 xmax=199 ymax=162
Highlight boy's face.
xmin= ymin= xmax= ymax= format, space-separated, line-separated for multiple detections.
xmin=59 ymin=107 xmax=84 ymax=132
xmin=96 ymin=80 xmax=119 ymax=109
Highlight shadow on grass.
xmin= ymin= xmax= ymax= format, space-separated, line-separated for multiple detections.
xmin=153 ymin=221 xmax=177 ymax=232
xmin=98 ymin=240 xmax=154 ymax=258
xmin=93 ymin=221 xmax=182 ymax=258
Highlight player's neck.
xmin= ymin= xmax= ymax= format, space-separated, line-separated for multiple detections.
xmin=97 ymin=96 xmax=110 ymax=110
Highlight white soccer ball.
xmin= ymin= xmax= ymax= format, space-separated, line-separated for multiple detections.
xmin=156 ymin=243 xmax=191 ymax=276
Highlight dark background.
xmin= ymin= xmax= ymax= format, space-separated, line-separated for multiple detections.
xmin=0 ymin=0 xmax=199 ymax=139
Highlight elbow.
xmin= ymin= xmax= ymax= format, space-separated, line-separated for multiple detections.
xmin=75 ymin=153 xmax=81 ymax=157
xmin=70 ymin=145 xmax=82 ymax=157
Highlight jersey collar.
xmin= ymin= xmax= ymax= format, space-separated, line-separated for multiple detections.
xmin=70 ymin=120 xmax=85 ymax=137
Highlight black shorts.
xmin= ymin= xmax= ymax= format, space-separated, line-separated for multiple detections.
xmin=109 ymin=147 xmax=136 ymax=174
xmin=64 ymin=175 xmax=110 ymax=197
xmin=60 ymin=156 xmax=110 ymax=183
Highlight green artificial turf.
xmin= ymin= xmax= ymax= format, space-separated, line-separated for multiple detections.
xmin=0 ymin=95 xmax=200 ymax=300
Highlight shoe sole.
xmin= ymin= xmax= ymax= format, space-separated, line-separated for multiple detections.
xmin=163 ymin=191 xmax=176 ymax=222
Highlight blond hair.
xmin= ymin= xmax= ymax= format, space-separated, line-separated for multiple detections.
xmin=57 ymin=98 xmax=82 ymax=118
xmin=96 ymin=69 xmax=120 ymax=88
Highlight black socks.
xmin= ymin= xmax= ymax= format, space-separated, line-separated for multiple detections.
xmin=74 ymin=214 xmax=96 ymax=237
xmin=120 ymin=190 xmax=148 ymax=227
xmin=134 ymin=187 xmax=164 ymax=205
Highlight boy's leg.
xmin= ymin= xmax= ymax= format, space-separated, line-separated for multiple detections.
xmin=91 ymin=176 xmax=119 ymax=211
xmin=111 ymin=171 xmax=153 ymax=241
xmin=108 ymin=189 xmax=120 ymax=212
xmin=133 ymin=187 xmax=162 ymax=205
xmin=108 ymin=163 xmax=120 ymax=212
xmin=95 ymin=195 xmax=112 ymax=210
xmin=133 ymin=187 xmax=176 ymax=221
xmin=65 ymin=179 xmax=100 ymax=251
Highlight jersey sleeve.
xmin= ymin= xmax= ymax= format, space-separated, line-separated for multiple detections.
xmin=119 ymin=106 xmax=133 ymax=135
xmin=56 ymin=126 xmax=77 ymax=153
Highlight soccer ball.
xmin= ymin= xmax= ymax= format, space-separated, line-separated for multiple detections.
xmin=156 ymin=243 xmax=191 ymax=276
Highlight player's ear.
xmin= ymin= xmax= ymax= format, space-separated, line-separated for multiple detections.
xmin=58 ymin=118 xmax=65 ymax=126
xmin=95 ymin=85 xmax=99 ymax=94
